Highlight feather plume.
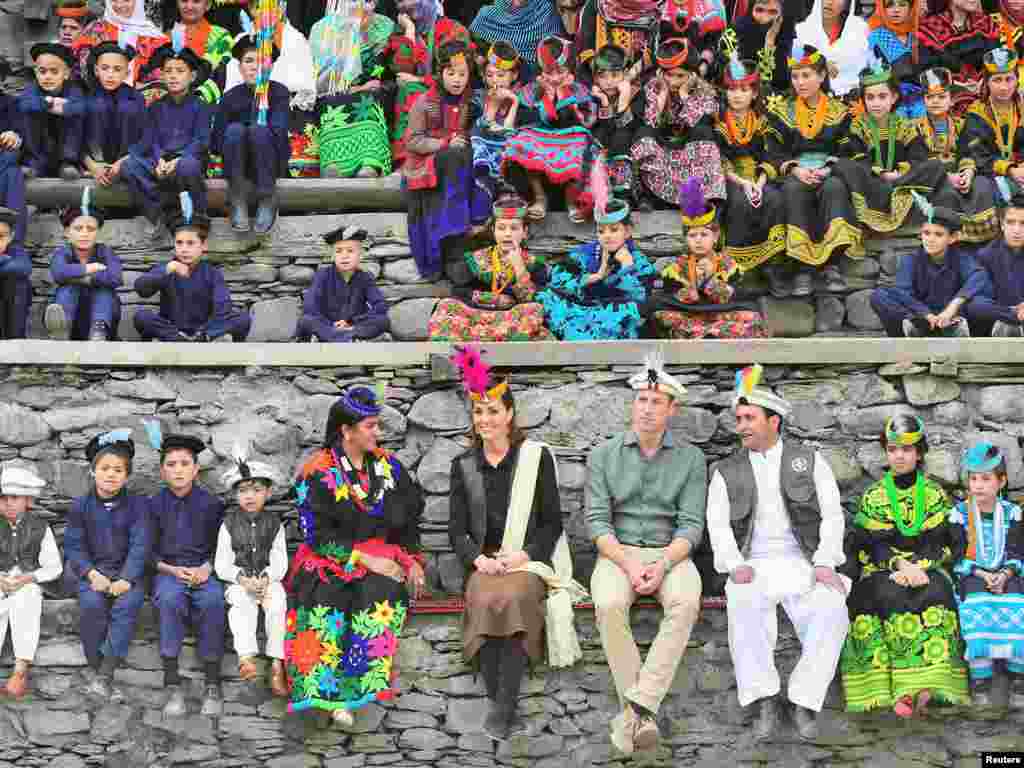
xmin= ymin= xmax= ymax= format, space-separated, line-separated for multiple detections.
xmin=910 ymin=190 xmax=933 ymax=224
xmin=98 ymin=428 xmax=132 ymax=447
xmin=179 ymin=191 xmax=193 ymax=224
xmin=143 ymin=418 xmax=163 ymax=451
xmin=171 ymin=23 xmax=186 ymax=55
xmin=450 ymin=345 xmax=493 ymax=398
xmin=790 ymin=40 xmax=805 ymax=63
xmin=728 ymin=51 xmax=745 ymax=82
xmin=591 ymin=153 xmax=610 ymax=218
xmin=81 ymin=185 xmax=91 ymax=219
xmin=735 ymin=363 xmax=763 ymax=396
xmin=374 ymin=379 xmax=387 ymax=404
xmin=232 ymin=439 xmax=252 ymax=479
xmin=868 ymin=46 xmax=886 ymax=75
xmin=117 ymin=26 xmax=131 ymax=52
xmin=997 ymin=175 xmax=1014 ymax=205
xmin=678 ymin=177 xmax=706 ymax=219
xmin=240 ymin=9 xmax=254 ymax=35
xmin=643 ymin=348 xmax=665 ymax=387
xmin=993 ymin=47 xmax=1011 ymax=70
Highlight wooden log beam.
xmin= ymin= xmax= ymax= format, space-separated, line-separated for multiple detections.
xmin=25 ymin=176 xmax=405 ymax=214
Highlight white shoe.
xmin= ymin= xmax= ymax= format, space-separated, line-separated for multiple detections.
xmin=331 ymin=708 xmax=355 ymax=729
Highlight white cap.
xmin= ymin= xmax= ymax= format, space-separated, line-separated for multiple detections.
xmin=731 ymin=364 xmax=792 ymax=419
xmin=628 ymin=349 xmax=687 ymax=401
xmin=0 ymin=465 xmax=45 ymax=498
xmin=221 ymin=460 xmax=281 ymax=492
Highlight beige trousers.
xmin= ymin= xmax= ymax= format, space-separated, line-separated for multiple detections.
xmin=225 ymin=582 xmax=287 ymax=660
xmin=591 ymin=547 xmax=702 ymax=713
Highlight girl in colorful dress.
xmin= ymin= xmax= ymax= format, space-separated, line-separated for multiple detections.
xmin=765 ymin=42 xmax=861 ymax=297
xmin=428 ymin=187 xmax=553 ymax=341
xmin=629 ymin=37 xmax=725 ymax=210
xmin=165 ymin=0 xmax=233 ymax=103
xmin=73 ymin=0 xmax=169 ymax=92
xmin=713 ymin=50 xmax=785 ymax=279
xmin=287 ymin=387 xmax=425 ymax=729
xmin=588 ymin=45 xmax=639 ymax=204
xmin=311 ymin=0 xmax=396 ymax=179
xmin=920 ymin=68 xmax=999 ymax=246
xmin=948 ymin=442 xmax=1024 ymax=710
xmin=840 ymin=416 xmax=969 ymax=717
xmin=917 ymin=0 xmax=1000 ymax=117
xmin=831 ymin=57 xmax=947 ymax=236
xmin=653 ymin=179 xmax=768 ymax=339
xmin=404 ymin=40 xmax=487 ymax=280
xmin=996 ymin=0 xmax=1024 ymax=85
xmin=388 ymin=0 xmax=471 ymax=168
xmin=536 ymin=197 xmax=656 ymax=339
xmin=503 ymin=36 xmax=597 ymax=223
xmin=867 ymin=0 xmax=924 ymax=119
xmin=961 ymin=49 xmax=1024 ymax=223
xmin=471 ymin=43 xmax=528 ymax=215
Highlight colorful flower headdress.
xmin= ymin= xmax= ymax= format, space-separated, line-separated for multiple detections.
xmin=884 ymin=415 xmax=924 ymax=446
xmin=679 ymin=177 xmax=715 ymax=229
xmin=732 ymin=363 xmax=792 ymax=418
xmin=919 ymin=67 xmax=951 ymax=94
xmin=627 ymin=349 xmax=687 ymax=401
xmin=984 ymin=46 xmax=1018 ymax=75
xmin=859 ymin=47 xmax=892 ymax=89
xmin=488 ymin=43 xmax=519 ymax=71
xmin=721 ymin=32 xmax=758 ymax=88
xmin=787 ymin=41 xmax=822 ymax=69
xmin=451 ymin=345 xmax=508 ymax=402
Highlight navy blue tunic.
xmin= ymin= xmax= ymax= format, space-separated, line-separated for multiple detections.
xmin=150 ymin=486 xmax=224 ymax=568
xmin=63 ymin=491 xmax=151 ymax=584
xmin=973 ymin=240 xmax=1024 ymax=324
xmin=84 ymin=84 xmax=148 ymax=163
xmin=135 ymin=260 xmax=237 ymax=335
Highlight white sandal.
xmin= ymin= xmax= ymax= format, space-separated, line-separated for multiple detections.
xmin=331 ymin=708 xmax=355 ymax=729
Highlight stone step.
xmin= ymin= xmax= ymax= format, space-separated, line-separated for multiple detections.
xmin=25 ymin=175 xmax=405 ymax=215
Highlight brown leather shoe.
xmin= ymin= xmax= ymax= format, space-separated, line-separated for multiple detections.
xmin=238 ymin=657 xmax=259 ymax=682
xmin=6 ymin=667 xmax=28 ymax=699
xmin=270 ymin=661 xmax=288 ymax=698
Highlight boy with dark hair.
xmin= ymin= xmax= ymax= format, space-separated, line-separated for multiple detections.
xmin=134 ymin=200 xmax=251 ymax=342
xmin=969 ymin=179 xmax=1024 ymax=337
xmin=17 ymin=42 xmax=85 ymax=181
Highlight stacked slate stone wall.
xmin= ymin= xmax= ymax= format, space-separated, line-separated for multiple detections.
xmin=2 ymin=358 xmax=1024 ymax=767
xmin=21 ymin=213 xmax=915 ymax=341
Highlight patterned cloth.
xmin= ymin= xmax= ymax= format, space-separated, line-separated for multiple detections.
xmin=469 ymin=0 xmax=565 ymax=66
xmin=286 ymin=447 xmax=423 ymax=714
xmin=840 ymin=474 xmax=970 ymax=712
xmin=537 ymin=240 xmax=655 ymax=340
xmin=868 ymin=28 xmax=924 ymax=120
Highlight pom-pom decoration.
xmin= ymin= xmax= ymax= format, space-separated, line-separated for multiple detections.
xmin=171 ymin=23 xmax=186 ymax=55
xmin=450 ymin=345 xmax=508 ymax=402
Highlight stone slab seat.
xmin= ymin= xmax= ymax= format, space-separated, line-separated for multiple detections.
xmin=25 ymin=176 xmax=405 ymax=214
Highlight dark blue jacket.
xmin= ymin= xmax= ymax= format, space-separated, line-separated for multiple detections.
xmin=135 ymin=260 xmax=235 ymax=334
xmin=973 ymin=240 xmax=1024 ymax=324
xmin=304 ymin=267 xmax=389 ymax=334
xmin=893 ymin=246 xmax=986 ymax=316
xmin=84 ymin=83 xmax=148 ymax=163
xmin=63 ymin=491 xmax=151 ymax=584
xmin=135 ymin=93 xmax=211 ymax=164
xmin=0 ymin=244 xmax=32 ymax=279
xmin=211 ymin=81 xmax=290 ymax=178
xmin=49 ymin=243 xmax=123 ymax=289
xmin=150 ymin=486 xmax=224 ymax=568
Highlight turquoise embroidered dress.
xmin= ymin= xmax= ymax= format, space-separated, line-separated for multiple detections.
xmin=948 ymin=498 xmax=1024 ymax=679
xmin=536 ymin=240 xmax=655 ymax=340
xmin=285 ymin=447 xmax=423 ymax=713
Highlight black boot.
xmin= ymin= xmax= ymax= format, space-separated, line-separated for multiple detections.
xmin=971 ymin=676 xmax=994 ymax=708
xmin=229 ymin=180 xmax=250 ymax=231
xmin=485 ymin=638 xmax=526 ymax=741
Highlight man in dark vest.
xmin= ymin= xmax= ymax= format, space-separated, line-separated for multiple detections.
xmin=707 ymin=364 xmax=850 ymax=742
xmin=0 ymin=464 xmax=63 ymax=698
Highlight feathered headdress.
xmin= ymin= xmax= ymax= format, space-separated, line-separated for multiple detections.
xmin=731 ymin=363 xmax=792 ymax=418
xmin=787 ymin=40 xmax=821 ymax=69
xmin=723 ymin=51 xmax=758 ymax=88
xmin=860 ymin=46 xmax=892 ymax=88
xmin=679 ymin=178 xmax=715 ymax=229
xmin=171 ymin=23 xmax=186 ymax=55
xmin=143 ymin=418 xmax=163 ymax=451
xmin=884 ymin=415 xmax=924 ymax=446
xmin=81 ymin=186 xmax=91 ymax=220
xmin=627 ymin=349 xmax=687 ymax=401
xmin=984 ymin=46 xmax=1018 ymax=75
xmin=85 ymin=428 xmax=136 ymax=464
xmin=451 ymin=345 xmax=508 ymax=402
xmin=911 ymin=190 xmax=933 ymax=224
xmin=911 ymin=190 xmax=962 ymax=232
xmin=179 ymin=191 xmax=193 ymax=225
xmin=919 ymin=67 xmax=952 ymax=95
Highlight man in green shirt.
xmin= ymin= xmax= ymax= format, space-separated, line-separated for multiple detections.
xmin=586 ymin=352 xmax=707 ymax=755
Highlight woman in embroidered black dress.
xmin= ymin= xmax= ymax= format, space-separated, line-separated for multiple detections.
xmin=287 ymin=387 xmax=425 ymax=729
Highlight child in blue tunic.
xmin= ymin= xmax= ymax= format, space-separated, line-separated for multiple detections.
xmin=45 ymin=192 xmax=123 ymax=341
xmin=0 ymin=208 xmax=31 ymax=339
xmin=211 ymin=32 xmax=290 ymax=235
xmin=64 ymin=430 xmax=150 ymax=701
xmin=295 ymin=224 xmax=390 ymax=342
xmin=81 ymin=41 xmax=147 ymax=192
xmin=133 ymin=206 xmax=252 ymax=341
xmin=17 ymin=43 xmax=85 ymax=181
xmin=537 ymin=197 xmax=655 ymax=339
xmin=0 ymin=70 xmax=27 ymax=246
xmin=948 ymin=442 xmax=1024 ymax=710
xmin=968 ymin=180 xmax=1024 ymax=337
xmin=147 ymin=430 xmax=226 ymax=718
xmin=122 ymin=31 xmax=212 ymax=238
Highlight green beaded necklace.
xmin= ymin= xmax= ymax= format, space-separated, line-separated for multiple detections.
xmin=867 ymin=114 xmax=898 ymax=172
xmin=883 ymin=471 xmax=926 ymax=537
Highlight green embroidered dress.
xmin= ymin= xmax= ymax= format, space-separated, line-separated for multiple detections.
xmin=840 ymin=472 xmax=969 ymax=711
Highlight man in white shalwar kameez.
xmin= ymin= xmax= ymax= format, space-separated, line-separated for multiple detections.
xmin=707 ymin=364 xmax=851 ymax=741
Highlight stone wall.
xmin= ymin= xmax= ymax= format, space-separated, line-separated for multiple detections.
xmin=20 ymin=212 xmax=909 ymax=342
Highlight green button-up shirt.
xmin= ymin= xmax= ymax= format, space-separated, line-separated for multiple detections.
xmin=585 ymin=430 xmax=707 ymax=549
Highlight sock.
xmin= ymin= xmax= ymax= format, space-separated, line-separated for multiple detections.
xmin=99 ymin=655 xmax=119 ymax=678
xmin=204 ymin=661 xmax=221 ymax=686
xmin=163 ymin=656 xmax=180 ymax=687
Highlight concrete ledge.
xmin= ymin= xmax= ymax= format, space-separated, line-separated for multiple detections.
xmin=0 ymin=337 xmax=1017 ymax=367
xmin=26 ymin=176 xmax=405 ymax=214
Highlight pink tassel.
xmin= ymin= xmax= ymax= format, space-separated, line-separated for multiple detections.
xmin=591 ymin=154 xmax=610 ymax=218
xmin=450 ymin=345 xmax=493 ymax=398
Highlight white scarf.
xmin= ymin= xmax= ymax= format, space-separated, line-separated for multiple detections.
xmin=500 ymin=440 xmax=588 ymax=668
xmin=794 ymin=0 xmax=870 ymax=97
xmin=103 ymin=0 xmax=162 ymax=44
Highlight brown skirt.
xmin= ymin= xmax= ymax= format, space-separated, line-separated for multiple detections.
xmin=463 ymin=570 xmax=547 ymax=663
